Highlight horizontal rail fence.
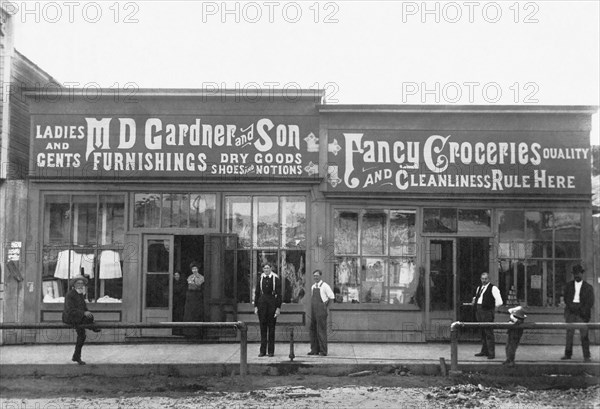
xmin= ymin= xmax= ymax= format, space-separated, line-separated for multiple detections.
xmin=450 ymin=322 xmax=600 ymax=372
xmin=0 ymin=322 xmax=249 ymax=376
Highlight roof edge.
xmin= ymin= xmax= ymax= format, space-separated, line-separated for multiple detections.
xmin=318 ymin=104 xmax=599 ymax=115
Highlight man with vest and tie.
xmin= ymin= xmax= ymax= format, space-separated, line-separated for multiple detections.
xmin=254 ymin=263 xmax=282 ymax=357
xmin=308 ymin=270 xmax=335 ymax=357
xmin=561 ymin=264 xmax=594 ymax=362
xmin=472 ymin=272 xmax=503 ymax=359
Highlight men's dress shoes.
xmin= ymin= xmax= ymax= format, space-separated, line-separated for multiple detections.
xmin=502 ymin=360 xmax=510 ymax=365
xmin=307 ymin=352 xmax=317 ymax=355
xmin=72 ymin=358 xmax=86 ymax=365
xmin=268 ymin=353 xmax=274 ymax=357
xmin=258 ymin=353 xmax=266 ymax=357
xmin=474 ymin=352 xmax=487 ymax=357
xmin=560 ymin=355 xmax=571 ymax=360
xmin=487 ymin=355 xmax=495 ymax=359
xmin=319 ymin=352 xmax=327 ymax=356
xmin=91 ymin=327 xmax=101 ymax=333
xmin=584 ymin=357 xmax=592 ymax=362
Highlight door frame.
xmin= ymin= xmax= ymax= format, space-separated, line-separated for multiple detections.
xmin=424 ymin=238 xmax=458 ymax=327
xmin=141 ymin=234 xmax=174 ymax=336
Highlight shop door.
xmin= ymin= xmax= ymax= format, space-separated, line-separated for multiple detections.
xmin=203 ymin=234 xmax=238 ymax=338
xmin=141 ymin=235 xmax=174 ymax=336
xmin=426 ymin=239 xmax=456 ymax=340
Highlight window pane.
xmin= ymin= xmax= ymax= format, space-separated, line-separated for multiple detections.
xmin=334 ymin=211 xmax=358 ymax=254
xmin=190 ymin=194 xmax=216 ymax=228
xmin=72 ymin=195 xmax=97 ymax=245
xmin=362 ymin=258 xmax=387 ymax=303
xmin=160 ymin=194 xmax=184 ymax=228
xmin=389 ymin=211 xmax=416 ymax=256
xmin=553 ymin=260 xmax=574 ymax=307
xmin=235 ymin=250 xmax=252 ymax=303
xmin=423 ymin=208 xmax=457 ymax=233
xmin=362 ymin=211 xmax=387 ymax=255
xmin=282 ymin=197 xmax=306 ymax=248
xmin=100 ymin=195 xmax=125 ymax=244
xmin=254 ymin=197 xmax=279 ymax=247
xmin=498 ymin=210 xmax=524 ymax=241
xmin=334 ymin=257 xmax=360 ymax=303
xmin=134 ymin=193 xmax=161 ymax=228
xmin=225 ymin=196 xmax=252 ymax=248
xmin=458 ymin=209 xmax=491 ymax=233
xmin=525 ymin=260 xmax=544 ymax=307
xmin=389 ymin=258 xmax=418 ymax=305
xmin=554 ymin=212 xmax=581 ymax=241
xmin=147 ymin=240 xmax=170 ymax=272
xmin=281 ymin=250 xmax=306 ymax=303
xmin=44 ymin=195 xmax=71 ymax=244
xmin=525 ymin=212 xmax=552 ymax=258
xmin=145 ymin=274 xmax=169 ymax=308
xmin=429 ymin=241 xmax=454 ymax=311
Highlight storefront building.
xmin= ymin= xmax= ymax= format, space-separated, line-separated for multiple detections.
xmin=5 ymin=89 xmax=598 ymax=345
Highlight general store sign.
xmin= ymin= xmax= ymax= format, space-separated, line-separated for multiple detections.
xmin=30 ymin=115 xmax=320 ymax=179
xmin=326 ymin=130 xmax=591 ymax=194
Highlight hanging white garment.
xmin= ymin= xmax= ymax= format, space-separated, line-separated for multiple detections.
xmin=99 ymin=250 xmax=122 ymax=279
xmin=80 ymin=253 xmax=95 ymax=278
xmin=54 ymin=250 xmax=83 ymax=279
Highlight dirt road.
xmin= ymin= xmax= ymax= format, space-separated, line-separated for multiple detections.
xmin=1 ymin=373 xmax=598 ymax=408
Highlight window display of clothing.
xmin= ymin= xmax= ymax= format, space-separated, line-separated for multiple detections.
xmin=99 ymin=250 xmax=122 ymax=279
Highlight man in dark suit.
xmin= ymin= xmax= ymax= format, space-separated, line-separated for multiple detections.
xmin=254 ymin=263 xmax=281 ymax=357
xmin=472 ymin=272 xmax=503 ymax=359
xmin=62 ymin=275 xmax=100 ymax=365
xmin=561 ymin=264 xmax=594 ymax=362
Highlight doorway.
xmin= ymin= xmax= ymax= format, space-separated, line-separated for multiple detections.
xmin=426 ymin=237 xmax=489 ymax=340
xmin=141 ymin=234 xmax=238 ymax=338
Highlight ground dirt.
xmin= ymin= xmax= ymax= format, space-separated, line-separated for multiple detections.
xmin=1 ymin=373 xmax=599 ymax=408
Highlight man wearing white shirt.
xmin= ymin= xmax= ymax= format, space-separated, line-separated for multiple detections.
xmin=561 ymin=264 xmax=594 ymax=362
xmin=308 ymin=270 xmax=335 ymax=356
xmin=472 ymin=272 xmax=503 ymax=359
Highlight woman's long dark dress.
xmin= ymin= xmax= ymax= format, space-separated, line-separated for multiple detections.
xmin=172 ymin=277 xmax=187 ymax=335
xmin=182 ymin=275 xmax=204 ymax=338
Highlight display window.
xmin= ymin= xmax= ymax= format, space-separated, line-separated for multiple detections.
xmin=497 ymin=210 xmax=582 ymax=307
xmin=225 ymin=195 xmax=307 ymax=304
xmin=42 ymin=194 xmax=125 ymax=303
xmin=333 ymin=209 xmax=418 ymax=305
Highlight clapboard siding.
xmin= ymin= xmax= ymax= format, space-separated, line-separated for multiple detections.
xmin=7 ymin=51 xmax=58 ymax=179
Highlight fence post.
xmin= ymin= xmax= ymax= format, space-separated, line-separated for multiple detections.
xmin=450 ymin=322 xmax=459 ymax=372
xmin=289 ymin=326 xmax=295 ymax=361
xmin=238 ymin=322 xmax=247 ymax=376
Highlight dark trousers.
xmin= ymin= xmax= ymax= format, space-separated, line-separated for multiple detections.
xmin=564 ymin=310 xmax=591 ymax=358
xmin=505 ymin=327 xmax=524 ymax=362
xmin=476 ymin=308 xmax=495 ymax=356
xmin=309 ymin=293 xmax=328 ymax=354
xmin=257 ymin=295 xmax=278 ymax=354
xmin=73 ymin=315 xmax=96 ymax=360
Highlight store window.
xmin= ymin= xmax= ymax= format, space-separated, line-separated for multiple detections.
xmin=225 ymin=195 xmax=307 ymax=304
xmin=333 ymin=209 xmax=418 ymax=306
xmin=42 ymin=194 xmax=125 ymax=303
xmin=497 ymin=210 xmax=581 ymax=307
xmin=423 ymin=208 xmax=491 ymax=233
xmin=133 ymin=193 xmax=216 ymax=228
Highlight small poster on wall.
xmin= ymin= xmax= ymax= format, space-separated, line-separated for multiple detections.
xmin=531 ymin=275 xmax=542 ymax=289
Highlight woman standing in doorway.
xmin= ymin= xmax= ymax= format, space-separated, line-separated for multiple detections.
xmin=182 ymin=261 xmax=204 ymax=338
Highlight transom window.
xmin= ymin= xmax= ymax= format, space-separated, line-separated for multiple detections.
xmin=133 ymin=193 xmax=216 ymax=228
